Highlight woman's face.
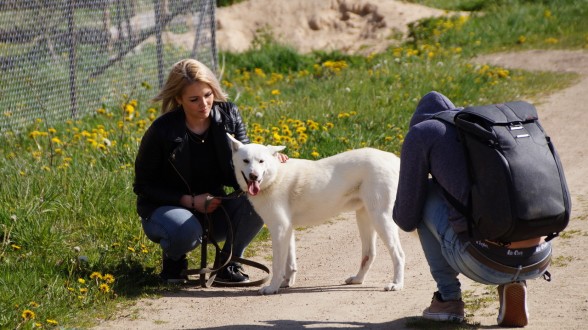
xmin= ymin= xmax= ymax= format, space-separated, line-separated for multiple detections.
xmin=176 ymin=81 xmax=214 ymax=120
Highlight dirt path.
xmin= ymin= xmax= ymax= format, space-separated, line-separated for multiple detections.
xmin=94 ymin=0 xmax=588 ymax=326
xmin=92 ymin=47 xmax=588 ymax=329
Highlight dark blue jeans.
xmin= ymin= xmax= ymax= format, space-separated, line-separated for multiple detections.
xmin=142 ymin=195 xmax=264 ymax=261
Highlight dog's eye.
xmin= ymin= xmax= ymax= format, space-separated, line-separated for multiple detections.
xmin=259 ymin=160 xmax=264 ymax=163
xmin=243 ymin=159 xmax=250 ymax=164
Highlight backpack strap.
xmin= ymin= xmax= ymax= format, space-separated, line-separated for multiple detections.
xmin=432 ymin=110 xmax=475 ymax=237
xmin=432 ymin=110 xmax=458 ymax=124
xmin=432 ymin=177 xmax=474 ymax=237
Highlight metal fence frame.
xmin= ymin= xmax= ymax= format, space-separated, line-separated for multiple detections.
xmin=0 ymin=0 xmax=218 ymax=133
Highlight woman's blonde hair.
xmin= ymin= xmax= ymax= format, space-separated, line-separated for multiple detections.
xmin=152 ymin=59 xmax=228 ymax=114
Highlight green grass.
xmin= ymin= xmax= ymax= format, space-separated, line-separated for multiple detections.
xmin=1 ymin=0 xmax=586 ymax=328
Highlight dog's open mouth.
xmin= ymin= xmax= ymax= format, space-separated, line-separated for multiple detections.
xmin=241 ymin=172 xmax=261 ymax=196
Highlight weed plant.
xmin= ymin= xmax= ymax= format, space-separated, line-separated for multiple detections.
xmin=0 ymin=0 xmax=585 ymax=328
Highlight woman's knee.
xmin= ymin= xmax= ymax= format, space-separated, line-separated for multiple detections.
xmin=144 ymin=206 xmax=203 ymax=255
xmin=169 ymin=218 xmax=202 ymax=253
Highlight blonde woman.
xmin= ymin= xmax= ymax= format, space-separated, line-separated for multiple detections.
xmin=134 ymin=59 xmax=286 ymax=284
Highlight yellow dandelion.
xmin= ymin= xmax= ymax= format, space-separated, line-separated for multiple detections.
xmin=297 ymin=135 xmax=308 ymax=144
xmin=90 ymin=272 xmax=103 ymax=280
xmin=124 ymin=104 xmax=135 ymax=115
xmin=545 ymin=37 xmax=559 ymax=44
xmin=496 ymin=69 xmax=510 ymax=79
xmin=46 ymin=319 xmax=58 ymax=325
xmin=79 ymin=288 xmax=88 ymax=294
xmin=254 ymin=68 xmax=266 ymax=78
xmin=103 ymin=274 xmax=115 ymax=284
xmin=271 ymin=89 xmax=280 ymax=95
xmin=311 ymin=151 xmax=320 ymax=158
xmin=99 ymin=284 xmax=110 ymax=293
xmin=11 ymin=244 xmax=21 ymax=250
xmin=127 ymin=246 xmax=136 ymax=252
xmin=253 ymin=135 xmax=265 ymax=144
xmin=22 ymin=309 xmax=35 ymax=320
xmin=272 ymin=132 xmax=282 ymax=143
xmin=77 ymin=278 xmax=86 ymax=284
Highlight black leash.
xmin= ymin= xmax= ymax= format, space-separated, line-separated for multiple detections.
xmin=181 ymin=193 xmax=270 ymax=288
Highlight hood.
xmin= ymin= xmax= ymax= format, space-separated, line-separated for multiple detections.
xmin=409 ymin=91 xmax=459 ymax=128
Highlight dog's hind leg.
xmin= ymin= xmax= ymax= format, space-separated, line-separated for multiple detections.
xmin=345 ymin=207 xmax=377 ymax=285
xmin=260 ymin=220 xmax=293 ymax=295
xmin=372 ymin=212 xmax=405 ymax=291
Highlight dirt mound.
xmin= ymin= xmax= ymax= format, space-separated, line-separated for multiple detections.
xmin=216 ymin=0 xmax=452 ymax=54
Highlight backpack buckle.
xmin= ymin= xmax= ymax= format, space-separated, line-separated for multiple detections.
xmin=509 ymin=122 xmax=524 ymax=130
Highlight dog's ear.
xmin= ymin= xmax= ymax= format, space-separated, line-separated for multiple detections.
xmin=226 ymin=133 xmax=243 ymax=152
xmin=267 ymin=145 xmax=286 ymax=155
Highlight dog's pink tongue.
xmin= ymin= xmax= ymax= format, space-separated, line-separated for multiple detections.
xmin=247 ymin=181 xmax=260 ymax=196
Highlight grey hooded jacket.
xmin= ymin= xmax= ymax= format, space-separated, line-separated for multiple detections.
xmin=392 ymin=91 xmax=471 ymax=238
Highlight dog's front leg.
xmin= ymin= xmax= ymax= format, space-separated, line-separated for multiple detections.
xmin=259 ymin=221 xmax=293 ymax=295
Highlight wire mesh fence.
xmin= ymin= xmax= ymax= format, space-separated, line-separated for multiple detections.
xmin=0 ymin=0 xmax=218 ymax=133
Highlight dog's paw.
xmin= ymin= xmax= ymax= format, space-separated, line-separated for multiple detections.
xmin=344 ymin=276 xmax=363 ymax=285
xmin=258 ymin=286 xmax=280 ymax=295
xmin=384 ymin=282 xmax=403 ymax=291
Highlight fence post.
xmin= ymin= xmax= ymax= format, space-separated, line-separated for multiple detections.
xmin=211 ymin=0 xmax=218 ymax=73
xmin=154 ymin=0 xmax=165 ymax=88
xmin=67 ymin=0 xmax=78 ymax=118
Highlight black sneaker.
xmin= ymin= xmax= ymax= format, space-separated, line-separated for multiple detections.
xmin=160 ymin=254 xmax=188 ymax=284
xmin=214 ymin=261 xmax=250 ymax=283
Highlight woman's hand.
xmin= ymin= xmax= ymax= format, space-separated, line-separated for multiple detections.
xmin=276 ymin=152 xmax=289 ymax=163
xmin=181 ymin=193 xmax=221 ymax=213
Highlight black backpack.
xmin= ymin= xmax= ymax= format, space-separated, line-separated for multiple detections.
xmin=434 ymin=101 xmax=571 ymax=243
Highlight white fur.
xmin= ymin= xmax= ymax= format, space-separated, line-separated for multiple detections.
xmin=228 ymin=134 xmax=405 ymax=295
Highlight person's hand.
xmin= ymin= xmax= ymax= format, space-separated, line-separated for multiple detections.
xmin=182 ymin=193 xmax=221 ymax=213
xmin=197 ymin=193 xmax=221 ymax=213
xmin=276 ymin=152 xmax=289 ymax=163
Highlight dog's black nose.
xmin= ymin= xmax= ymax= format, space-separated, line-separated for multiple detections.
xmin=248 ymin=173 xmax=258 ymax=181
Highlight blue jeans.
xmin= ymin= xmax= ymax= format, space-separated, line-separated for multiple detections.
xmin=142 ymin=195 xmax=264 ymax=261
xmin=418 ymin=182 xmax=552 ymax=301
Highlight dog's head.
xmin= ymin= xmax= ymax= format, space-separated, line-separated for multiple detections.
xmin=227 ymin=133 xmax=286 ymax=196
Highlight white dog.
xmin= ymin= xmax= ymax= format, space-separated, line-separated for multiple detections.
xmin=228 ymin=134 xmax=405 ymax=295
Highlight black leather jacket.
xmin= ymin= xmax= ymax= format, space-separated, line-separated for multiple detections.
xmin=133 ymin=102 xmax=250 ymax=218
